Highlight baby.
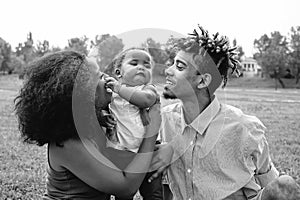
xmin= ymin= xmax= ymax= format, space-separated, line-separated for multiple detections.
xmin=104 ymin=47 xmax=163 ymax=200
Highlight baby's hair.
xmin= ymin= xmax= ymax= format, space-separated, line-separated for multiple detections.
xmin=171 ymin=25 xmax=240 ymax=87
xmin=104 ymin=47 xmax=152 ymax=77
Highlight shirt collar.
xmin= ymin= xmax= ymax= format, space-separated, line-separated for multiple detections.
xmin=180 ymin=96 xmax=221 ymax=135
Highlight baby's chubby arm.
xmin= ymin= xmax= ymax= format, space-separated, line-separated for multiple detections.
xmin=105 ymin=77 xmax=158 ymax=108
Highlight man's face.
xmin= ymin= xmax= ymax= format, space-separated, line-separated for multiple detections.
xmin=163 ymin=51 xmax=200 ymax=100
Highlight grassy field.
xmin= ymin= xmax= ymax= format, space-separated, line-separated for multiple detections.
xmin=0 ymin=74 xmax=300 ymax=199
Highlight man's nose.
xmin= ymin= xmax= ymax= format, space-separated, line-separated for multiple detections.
xmin=165 ymin=65 xmax=174 ymax=76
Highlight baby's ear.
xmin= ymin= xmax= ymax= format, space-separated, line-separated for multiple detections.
xmin=114 ymin=68 xmax=122 ymax=78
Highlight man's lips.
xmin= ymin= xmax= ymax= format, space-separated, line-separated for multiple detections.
xmin=165 ymin=80 xmax=174 ymax=85
xmin=165 ymin=77 xmax=175 ymax=86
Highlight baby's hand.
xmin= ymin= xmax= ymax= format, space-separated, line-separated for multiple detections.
xmin=104 ymin=77 xmax=121 ymax=93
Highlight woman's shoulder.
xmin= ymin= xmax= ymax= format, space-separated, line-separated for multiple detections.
xmin=49 ymin=140 xmax=87 ymax=170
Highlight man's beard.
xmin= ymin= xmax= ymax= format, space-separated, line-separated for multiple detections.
xmin=162 ymin=86 xmax=177 ymax=100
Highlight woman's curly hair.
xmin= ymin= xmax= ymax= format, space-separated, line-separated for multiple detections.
xmin=14 ymin=51 xmax=91 ymax=146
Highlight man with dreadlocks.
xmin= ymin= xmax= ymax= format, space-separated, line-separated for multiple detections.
xmin=149 ymin=26 xmax=300 ymax=200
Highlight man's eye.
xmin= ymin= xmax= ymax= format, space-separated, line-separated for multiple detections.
xmin=176 ymin=62 xmax=185 ymax=70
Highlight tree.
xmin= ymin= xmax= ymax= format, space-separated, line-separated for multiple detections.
xmin=141 ymin=38 xmax=169 ymax=65
xmin=92 ymin=35 xmax=124 ymax=71
xmin=36 ymin=40 xmax=50 ymax=57
xmin=254 ymin=31 xmax=289 ymax=88
xmin=232 ymin=38 xmax=245 ymax=62
xmin=66 ymin=36 xmax=89 ymax=55
xmin=90 ymin=34 xmax=110 ymax=48
xmin=50 ymin=46 xmax=62 ymax=53
xmin=15 ymin=32 xmax=36 ymax=64
xmin=254 ymin=34 xmax=271 ymax=54
xmin=9 ymin=53 xmax=25 ymax=74
xmin=288 ymin=26 xmax=300 ymax=83
xmin=13 ymin=32 xmax=37 ymax=78
xmin=0 ymin=37 xmax=12 ymax=74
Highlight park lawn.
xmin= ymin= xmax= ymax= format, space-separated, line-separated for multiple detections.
xmin=226 ymin=76 xmax=300 ymax=89
xmin=0 ymin=75 xmax=47 ymax=199
xmin=0 ymin=74 xmax=299 ymax=199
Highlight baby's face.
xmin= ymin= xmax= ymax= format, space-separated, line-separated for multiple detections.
xmin=119 ymin=50 xmax=152 ymax=86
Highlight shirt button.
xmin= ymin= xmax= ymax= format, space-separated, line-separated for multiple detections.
xmin=187 ymin=168 xmax=192 ymax=173
xmin=190 ymin=141 xmax=194 ymax=145
xmin=188 ymin=198 xmax=192 ymax=200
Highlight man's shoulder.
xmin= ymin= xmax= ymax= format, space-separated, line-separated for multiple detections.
xmin=220 ymin=104 xmax=268 ymax=153
xmin=222 ymin=103 xmax=266 ymax=131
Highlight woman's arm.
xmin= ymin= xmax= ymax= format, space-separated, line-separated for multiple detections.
xmin=54 ymin=102 xmax=161 ymax=198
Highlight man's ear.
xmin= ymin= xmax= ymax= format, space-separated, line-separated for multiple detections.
xmin=197 ymin=73 xmax=212 ymax=89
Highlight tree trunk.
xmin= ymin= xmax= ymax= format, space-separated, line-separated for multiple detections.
xmin=296 ymin=66 xmax=300 ymax=84
xmin=277 ymin=78 xmax=285 ymax=88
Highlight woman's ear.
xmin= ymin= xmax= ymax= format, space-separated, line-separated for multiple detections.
xmin=197 ymin=73 xmax=212 ymax=89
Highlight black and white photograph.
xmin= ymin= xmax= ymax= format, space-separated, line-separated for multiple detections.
xmin=1 ymin=0 xmax=300 ymax=199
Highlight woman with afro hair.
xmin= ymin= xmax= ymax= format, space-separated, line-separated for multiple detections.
xmin=15 ymin=50 xmax=161 ymax=199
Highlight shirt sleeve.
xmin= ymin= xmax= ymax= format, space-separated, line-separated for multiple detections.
xmin=239 ymin=120 xmax=279 ymax=199
xmin=245 ymin=121 xmax=279 ymax=188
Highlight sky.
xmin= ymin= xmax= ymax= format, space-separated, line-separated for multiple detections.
xmin=1 ymin=0 xmax=299 ymax=57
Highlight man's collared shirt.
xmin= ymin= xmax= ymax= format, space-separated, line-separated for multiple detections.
xmin=160 ymin=97 xmax=279 ymax=200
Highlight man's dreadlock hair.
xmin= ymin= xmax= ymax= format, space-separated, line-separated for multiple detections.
xmin=171 ymin=25 xmax=240 ymax=87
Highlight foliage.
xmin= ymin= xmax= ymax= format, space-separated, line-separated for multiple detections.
xmin=50 ymin=46 xmax=62 ymax=53
xmin=91 ymin=34 xmax=124 ymax=71
xmin=141 ymin=38 xmax=169 ymax=76
xmin=232 ymin=38 xmax=245 ymax=62
xmin=9 ymin=54 xmax=25 ymax=74
xmin=35 ymin=40 xmax=50 ymax=57
xmin=254 ymin=32 xmax=289 ymax=77
xmin=0 ymin=37 xmax=13 ymax=74
xmin=16 ymin=32 xmax=36 ymax=64
xmin=288 ymin=26 xmax=300 ymax=83
xmin=1 ymin=26 xmax=299 ymax=82
xmin=90 ymin=34 xmax=110 ymax=47
xmin=141 ymin=38 xmax=169 ymax=64
xmin=65 ymin=36 xmax=89 ymax=55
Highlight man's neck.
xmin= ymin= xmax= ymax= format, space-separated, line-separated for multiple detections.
xmin=181 ymin=94 xmax=212 ymax=124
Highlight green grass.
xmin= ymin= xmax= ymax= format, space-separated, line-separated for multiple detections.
xmin=216 ymin=88 xmax=300 ymax=182
xmin=0 ymin=74 xmax=299 ymax=199
xmin=227 ymin=76 xmax=300 ymax=89
xmin=0 ymin=75 xmax=47 ymax=199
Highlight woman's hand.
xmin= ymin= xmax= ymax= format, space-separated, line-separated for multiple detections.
xmin=148 ymin=143 xmax=174 ymax=182
xmin=144 ymin=99 xmax=161 ymax=138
